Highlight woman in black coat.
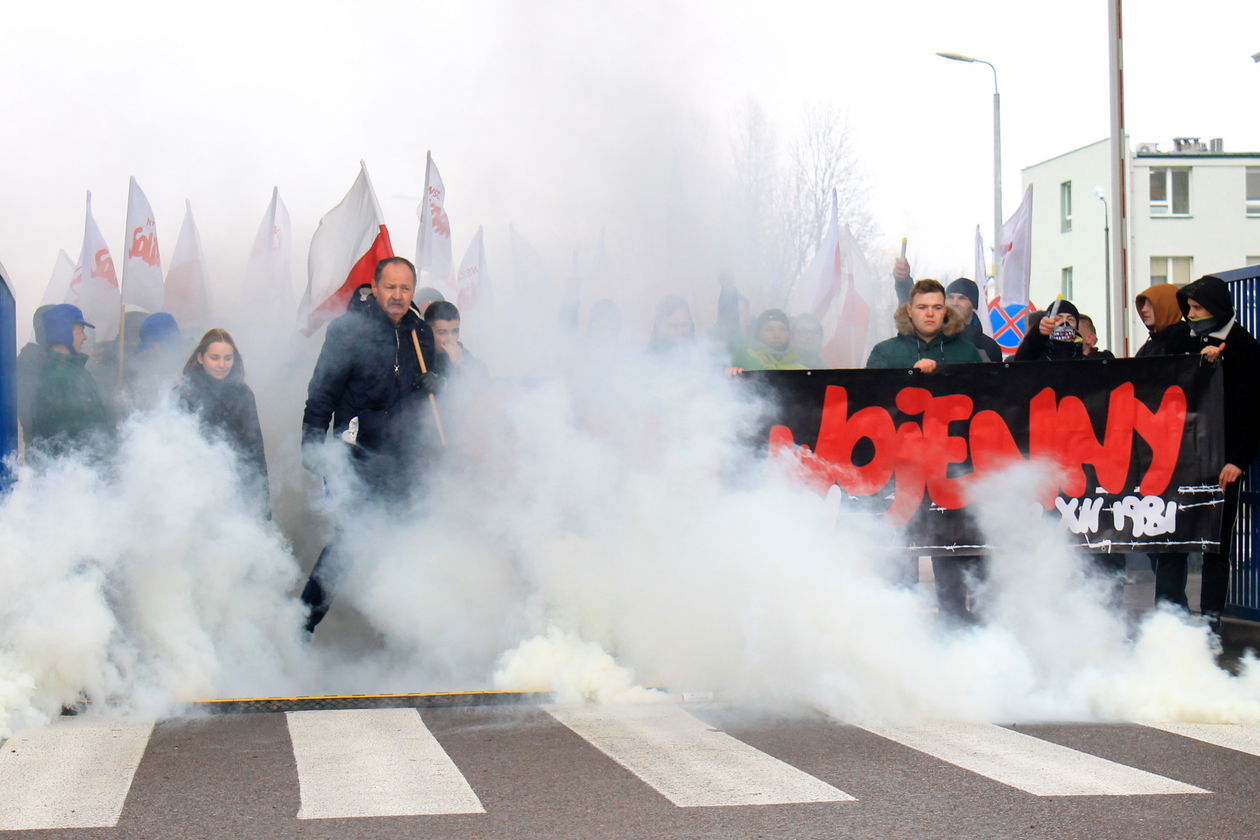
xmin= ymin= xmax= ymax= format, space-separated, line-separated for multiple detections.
xmin=178 ymin=328 xmax=269 ymax=511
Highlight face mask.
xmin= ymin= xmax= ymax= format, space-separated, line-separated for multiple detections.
xmin=1189 ymin=314 xmax=1221 ymax=336
xmin=1050 ymin=322 xmax=1082 ymax=344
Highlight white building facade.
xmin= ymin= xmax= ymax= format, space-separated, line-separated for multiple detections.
xmin=1021 ymin=137 xmax=1260 ymax=354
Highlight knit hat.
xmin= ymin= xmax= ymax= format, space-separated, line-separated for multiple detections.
xmin=1047 ymin=298 xmax=1079 ymax=320
xmin=41 ymin=304 xmax=94 ymax=348
xmin=753 ymin=309 xmax=790 ymax=334
xmin=135 ymin=312 xmax=182 ymax=353
xmin=945 ymin=277 xmax=979 ymax=309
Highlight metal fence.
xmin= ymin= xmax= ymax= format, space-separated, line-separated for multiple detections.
xmin=1225 ymin=269 xmax=1260 ymax=620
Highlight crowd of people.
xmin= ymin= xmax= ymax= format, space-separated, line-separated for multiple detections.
xmin=14 ymin=253 xmax=1257 ymax=634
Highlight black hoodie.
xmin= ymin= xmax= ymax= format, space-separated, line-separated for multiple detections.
xmin=1177 ymin=275 xmax=1260 ymax=468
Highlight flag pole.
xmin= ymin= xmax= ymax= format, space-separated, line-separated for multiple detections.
xmin=116 ymin=302 xmax=127 ymax=391
xmin=410 ymin=329 xmax=447 ymax=446
xmin=418 ymin=150 xmax=432 ymax=273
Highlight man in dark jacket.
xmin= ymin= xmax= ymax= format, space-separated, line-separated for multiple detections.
xmin=1177 ymin=274 xmax=1260 ymax=629
xmin=300 ymin=256 xmax=442 ymax=632
xmin=945 ymin=277 xmax=1003 ymax=362
xmin=1013 ymin=298 xmax=1085 ymax=361
xmin=28 ymin=304 xmax=113 ymax=460
xmin=867 ymin=279 xmax=982 ymax=623
xmin=1133 ymin=282 xmax=1202 ymax=609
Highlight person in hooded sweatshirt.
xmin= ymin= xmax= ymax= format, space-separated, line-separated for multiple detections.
xmin=177 ymin=328 xmax=269 ymax=511
xmin=1132 ymin=283 xmax=1203 ymax=609
xmin=1177 ymin=274 xmax=1260 ymax=629
xmin=28 ymin=304 xmax=113 ymax=460
xmin=733 ymin=309 xmax=808 ymax=371
xmin=1013 ymin=297 xmax=1086 ymax=361
xmin=945 ymin=278 xmax=1003 ymax=362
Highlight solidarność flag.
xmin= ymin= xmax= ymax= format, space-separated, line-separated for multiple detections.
xmin=70 ymin=191 xmax=121 ymax=341
xmin=121 ymin=177 xmax=164 ymax=313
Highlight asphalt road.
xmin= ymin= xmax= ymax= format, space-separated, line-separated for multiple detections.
xmin=2 ymin=700 xmax=1260 ymax=840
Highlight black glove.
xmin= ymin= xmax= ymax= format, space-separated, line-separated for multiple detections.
xmin=417 ymin=371 xmax=445 ymax=395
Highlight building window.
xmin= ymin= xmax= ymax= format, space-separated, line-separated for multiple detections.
xmin=1150 ymin=256 xmax=1193 ymax=285
xmin=1150 ymin=167 xmax=1190 ymax=216
xmin=1247 ymin=168 xmax=1260 ymax=217
xmin=1061 ymin=267 xmax=1073 ymax=299
xmin=1060 ymin=181 xmax=1072 ymax=232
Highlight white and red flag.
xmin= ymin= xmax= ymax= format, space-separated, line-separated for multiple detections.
xmin=243 ymin=187 xmax=294 ymax=327
xmin=456 ymin=226 xmax=490 ymax=311
xmin=300 ymin=161 xmax=393 ymax=336
xmin=40 ymin=249 xmax=77 ymax=307
xmin=70 ymin=191 xmax=121 ymax=341
xmin=121 ymin=176 xmax=164 ymax=312
xmin=415 ymin=151 xmax=452 ymax=292
xmin=997 ymin=186 xmax=1034 ymax=310
xmin=164 ymin=201 xmax=212 ymax=330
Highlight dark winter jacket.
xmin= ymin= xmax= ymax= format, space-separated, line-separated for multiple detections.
xmin=865 ymin=304 xmax=982 ymax=369
xmin=28 ymin=348 xmax=114 ymax=458
xmin=1013 ymin=313 xmax=1085 ymax=361
xmin=178 ymin=366 xmax=269 ymax=503
xmin=1134 ymin=283 xmax=1198 ymax=358
xmin=961 ymin=315 xmax=1003 ymax=362
xmin=302 ymin=285 xmax=440 ymax=458
xmin=1177 ymin=275 xmax=1260 ymax=469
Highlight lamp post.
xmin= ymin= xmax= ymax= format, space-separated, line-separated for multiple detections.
xmin=1096 ymin=186 xmax=1113 ymax=351
xmin=937 ymin=51 xmax=1002 ymax=285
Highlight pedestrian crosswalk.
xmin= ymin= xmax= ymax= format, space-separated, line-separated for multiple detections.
xmin=0 ymin=705 xmax=1252 ymax=831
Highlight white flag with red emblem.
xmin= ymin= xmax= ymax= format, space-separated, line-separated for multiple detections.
xmin=243 ymin=187 xmax=294 ymax=327
xmin=121 ymin=176 xmax=164 ymax=312
xmin=997 ymin=185 xmax=1034 ymax=309
xmin=300 ymin=161 xmax=394 ymax=336
xmin=415 ymin=151 xmax=453 ymax=291
xmin=40 ymin=249 xmax=77 ymax=307
xmin=456 ymin=226 xmax=490 ymax=311
xmin=164 ymin=201 xmax=212 ymax=330
xmin=69 ymin=191 xmax=121 ymax=341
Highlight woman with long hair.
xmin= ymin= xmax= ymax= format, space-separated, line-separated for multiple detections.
xmin=177 ymin=328 xmax=269 ymax=510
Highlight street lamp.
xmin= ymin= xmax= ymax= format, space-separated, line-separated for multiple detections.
xmin=1096 ymin=186 xmax=1112 ymax=350
xmin=937 ymin=51 xmax=1002 ymax=285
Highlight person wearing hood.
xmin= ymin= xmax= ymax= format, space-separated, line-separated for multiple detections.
xmin=734 ymin=309 xmax=808 ymax=371
xmin=17 ymin=304 xmax=55 ymax=445
xmin=28 ymin=304 xmax=113 ymax=460
xmin=1177 ymin=274 xmax=1260 ymax=628
xmin=1013 ymin=297 xmax=1086 ymax=361
xmin=300 ymin=256 xmax=442 ymax=633
xmin=177 ymin=328 xmax=269 ymax=511
xmin=867 ymin=279 xmax=983 ymax=622
xmin=1132 ymin=283 xmax=1202 ymax=609
xmin=945 ymin=278 xmax=1002 ymax=362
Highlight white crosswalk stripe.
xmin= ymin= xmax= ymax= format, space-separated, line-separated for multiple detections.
xmin=285 ymin=708 xmax=485 ymax=819
xmin=0 ymin=716 xmax=154 ymax=830
xmin=861 ymin=721 xmax=1210 ymax=796
xmin=543 ymin=703 xmax=856 ymax=807
xmin=1145 ymin=721 xmax=1260 ymax=756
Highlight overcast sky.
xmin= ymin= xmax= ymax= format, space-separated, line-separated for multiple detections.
xmin=2 ymin=0 xmax=1257 ymax=333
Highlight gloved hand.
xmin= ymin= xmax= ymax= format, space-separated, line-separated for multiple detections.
xmin=417 ymin=371 xmax=444 ymax=395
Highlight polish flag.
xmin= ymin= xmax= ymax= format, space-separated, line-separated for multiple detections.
xmin=415 ymin=151 xmax=452 ymax=292
xmin=164 ymin=201 xmax=212 ymax=331
xmin=69 ymin=191 xmax=121 ymax=341
xmin=456 ymin=226 xmax=490 ymax=311
xmin=974 ymin=225 xmax=994 ymax=337
xmin=40 ymin=249 xmax=77 ymax=307
xmin=121 ymin=177 xmax=164 ymax=312
xmin=997 ymin=185 xmax=1034 ymax=310
xmin=243 ymin=187 xmax=294 ymax=328
xmin=300 ymin=161 xmax=394 ymax=336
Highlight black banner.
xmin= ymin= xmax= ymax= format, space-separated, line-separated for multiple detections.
xmin=747 ymin=356 xmax=1225 ymax=554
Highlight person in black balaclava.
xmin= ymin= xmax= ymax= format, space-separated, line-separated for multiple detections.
xmin=945 ymin=277 xmax=1002 ymax=362
xmin=1013 ymin=297 xmax=1085 ymax=361
xmin=1177 ymin=274 xmax=1260 ymax=631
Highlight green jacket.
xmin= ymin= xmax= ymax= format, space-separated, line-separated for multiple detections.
xmin=28 ymin=348 xmax=114 ymax=458
xmin=865 ymin=304 xmax=982 ymax=369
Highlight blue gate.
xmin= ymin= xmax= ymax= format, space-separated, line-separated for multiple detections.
xmin=1220 ymin=265 xmax=1260 ymax=621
